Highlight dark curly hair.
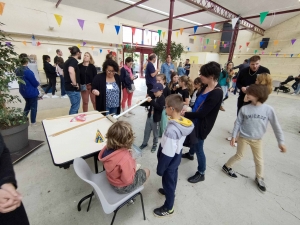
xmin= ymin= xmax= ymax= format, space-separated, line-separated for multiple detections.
xmin=200 ymin=61 xmax=221 ymax=80
xmin=102 ymin=59 xmax=119 ymax=73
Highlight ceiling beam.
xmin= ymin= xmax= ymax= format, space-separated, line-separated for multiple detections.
xmin=55 ymin=0 xmax=62 ymax=8
xmin=107 ymin=0 xmax=148 ymax=19
xmin=173 ymin=20 xmax=228 ymax=31
xmin=189 ymin=28 xmax=248 ymax=36
xmin=242 ymin=8 xmax=300 ymax=20
xmin=185 ymin=0 xmax=265 ymax=35
xmin=143 ymin=9 xmax=206 ymax=27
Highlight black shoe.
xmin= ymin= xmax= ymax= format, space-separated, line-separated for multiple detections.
xmin=255 ymin=178 xmax=266 ymax=192
xmin=158 ymin=188 xmax=165 ymax=196
xmin=153 ymin=206 xmax=174 ymax=217
xmin=151 ymin=145 xmax=157 ymax=153
xmin=139 ymin=144 xmax=147 ymax=150
xmin=187 ymin=172 xmax=205 ymax=183
xmin=182 ymin=152 xmax=194 ymax=160
xmin=222 ymin=164 xmax=238 ymax=179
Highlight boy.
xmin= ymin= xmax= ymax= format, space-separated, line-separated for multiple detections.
xmin=223 ymin=84 xmax=286 ymax=192
xmin=139 ymin=83 xmax=165 ymax=153
xmin=154 ymin=94 xmax=194 ymax=217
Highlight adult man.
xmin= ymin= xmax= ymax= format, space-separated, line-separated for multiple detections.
xmin=184 ymin=59 xmax=191 ymax=76
xmin=63 ymin=46 xmax=82 ymax=115
xmin=54 ymin=49 xmax=63 ymax=65
xmin=236 ymin=55 xmax=270 ymax=114
xmin=160 ymin=54 xmax=175 ymax=83
xmin=233 ymin=59 xmax=249 ymax=73
xmin=145 ymin=54 xmax=160 ymax=98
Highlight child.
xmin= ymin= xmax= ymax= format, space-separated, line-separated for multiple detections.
xmin=177 ymin=75 xmax=193 ymax=112
xmin=154 ymin=94 xmax=194 ymax=217
xmin=222 ymin=84 xmax=286 ymax=192
xmin=190 ymin=77 xmax=203 ymax=107
xmin=157 ymin=74 xmax=171 ymax=98
xmin=98 ymin=121 xmax=150 ymax=194
xmin=139 ymin=83 xmax=165 ymax=153
xmin=168 ymin=72 xmax=179 ymax=94
xmin=255 ymin=73 xmax=273 ymax=94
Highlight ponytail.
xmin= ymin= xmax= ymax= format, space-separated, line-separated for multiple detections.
xmin=179 ymin=75 xmax=194 ymax=95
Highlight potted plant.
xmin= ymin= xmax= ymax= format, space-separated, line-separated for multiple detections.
xmin=153 ymin=41 xmax=184 ymax=63
xmin=0 ymin=23 xmax=29 ymax=152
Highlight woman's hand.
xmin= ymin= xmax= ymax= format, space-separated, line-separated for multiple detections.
xmin=92 ymin=89 xmax=100 ymax=96
xmin=0 ymin=189 xmax=21 ymax=213
xmin=130 ymin=76 xmax=134 ymax=80
xmin=1 ymin=184 xmax=21 ymax=200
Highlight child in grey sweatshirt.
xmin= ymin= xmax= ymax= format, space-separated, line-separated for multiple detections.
xmin=222 ymin=84 xmax=286 ymax=192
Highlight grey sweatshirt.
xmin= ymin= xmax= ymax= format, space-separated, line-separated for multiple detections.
xmin=232 ymin=104 xmax=284 ymax=145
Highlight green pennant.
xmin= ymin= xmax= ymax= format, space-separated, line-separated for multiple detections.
xmin=254 ymin=49 xmax=258 ymax=54
xmin=206 ymin=39 xmax=209 ymax=44
xmin=260 ymin=11 xmax=269 ymax=24
xmin=158 ymin=30 xmax=162 ymax=36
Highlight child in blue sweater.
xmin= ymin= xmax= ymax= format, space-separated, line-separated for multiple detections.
xmin=154 ymin=94 xmax=194 ymax=217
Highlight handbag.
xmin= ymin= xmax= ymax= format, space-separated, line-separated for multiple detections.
xmin=127 ymin=83 xmax=135 ymax=93
xmin=80 ymin=66 xmax=88 ymax=92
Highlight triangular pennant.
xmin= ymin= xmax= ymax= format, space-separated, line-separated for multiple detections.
xmin=194 ymin=26 xmax=198 ymax=34
xmin=200 ymin=37 xmax=203 ymax=43
xmin=5 ymin=42 xmax=11 ymax=46
xmin=91 ymin=46 xmax=94 ymax=50
xmin=204 ymin=46 xmax=206 ymax=49
xmin=109 ymin=43 xmax=112 ymax=46
xmin=77 ymin=19 xmax=85 ymax=30
xmin=194 ymin=36 xmax=196 ymax=40
xmin=83 ymin=41 xmax=87 ymax=46
xmin=132 ymin=27 xmax=136 ymax=35
xmin=222 ymin=41 xmax=224 ymax=45
xmin=291 ymin=39 xmax=296 ymax=45
xmin=291 ymin=54 xmax=294 ymax=58
xmin=115 ymin=25 xmax=120 ymax=35
xmin=54 ymin=14 xmax=63 ymax=26
xmin=231 ymin=17 xmax=239 ymax=29
xmin=187 ymin=47 xmax=190 ymax=51
xmin=224 ymin=44 xmax=227 ymax=47
xmin=246 ymin=42 xmax=250 ymax=47
xmin=274 ymin=40 xmax=279 ymax=45
xmin=107 ymin=50 xmax=110 ymax=53
xmin=206 ymin=39 xmax=209 ymax=44
xmin=269 ymin=52 xmax=272 ymax=56
xmin=100 ymin=49 xmax=103 ymax=53
xmin=260 ymin=41 xmax=264 ymax=47
xmin=218 ymin=40 xmax=220 ymax=45
xmin=176 ymin=31 xmax=179 ymax=38
xmin=0 ymin=2 xmax=5 ymax=16
xmin=99 ymin=23 xmax=105 ymax=33
xmin=158 ymin=30 xmax=162 ymax=36
xmin=22 ymin=41 xmax=27 ymax=46
xmin=260 ymin=11 xmax=269 ymax=24
xmin=239 ymin=45 xmax=242 ymax=49
xmin=37 ymin=41 xmax=41 ymax=46
xmin=276 ymin=53 xmax=278 ymax=57
xmin=247 ymin=47 xmax=249 ymax=52
xmin=77 ymin=44 xmax=81 ymax=48
xmin=284 ymin=54 xmax=286 ymax=57
xmin=262 ymin=51 xmax=264 ymax=55
xmin=210 ymin=22 xmax=216 ymax=31
xmin=254 ymin=50 xmax=258 ymax=54
xmin=214 ymin=44 xmax=217 ymax=49
xmin=298 ymin=54 xmax=300 ymax=58
xmin=162 ymin=31 xmax=166 ymax=38
xmin=214 ymin=40 xmax=216 ymax=44
xmin=47 ymin=48 xmax=51 ymax=53
xmin=180 ymin=28 xmax=184 ymax=35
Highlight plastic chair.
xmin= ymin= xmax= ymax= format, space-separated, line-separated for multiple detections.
xmin=73 ymin=158 xmax=146 ymax=225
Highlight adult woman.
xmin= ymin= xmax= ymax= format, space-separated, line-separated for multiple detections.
xmin=218 ymin=62 xmax=234 ymax=111
xmin=15 ymin=57 xmax=39 ymax=126
xmin=181 ymin=61 xmax=223 ymax=183
xmin=78 ymin=52 xmax=97 ymax=112
xmin=0 ymin=134 xmax=30 ymax=225
xmin=55 ymin=57 xmax=68 ymax=98
xmin=43 ymin=55 xmax=59 ymax=98
xmin=92 ymin=59 xmax=121 ymax=115
xmin=120 ymin=57 xmax=136 ymax=116
xmin=177 ymin=62 xmax=185 ymax=76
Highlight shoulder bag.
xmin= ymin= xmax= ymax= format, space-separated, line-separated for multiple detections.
xmin=126 ymin=70 xmax=135 ymax=93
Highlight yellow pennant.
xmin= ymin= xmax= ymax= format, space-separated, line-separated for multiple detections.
xmin=99 ymin=23 xmax=105 ymax=33
xmin=77 ymin=44 xmax=81 ymax=48
xmin=269 ymin=52 xmax=272 ymax=56
xmin=54 ymin=14 xmax=63 ymax=26
xmin=162 ymin=31 xmax=166 ymax=38
xmin=214 ymin=44 xmax=217 ymax=49
xmin=194 ymin=36 xmax=196 ymax=40
xmin=176 ymin=31 xmax=179 ymax=37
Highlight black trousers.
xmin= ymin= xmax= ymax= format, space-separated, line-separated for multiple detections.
xmin=146 ymin=83 xmax=154 ymax=99
xmin=0 ymin=203 xmax=30 ymax=225
xmin=45 ymin=77 xmax=57 ymax=95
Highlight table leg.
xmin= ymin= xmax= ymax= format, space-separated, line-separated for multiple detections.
xmin=94 ymin=154 xmax=98 ymax=173
xmin=77 ymin=191 xmax=94 ymax=212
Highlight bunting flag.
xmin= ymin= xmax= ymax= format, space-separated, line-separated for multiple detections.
xmin=260 ymin=11 xmax=269 ymax=24
xmin=109 ymin=43 xmax=112 ymax=46
xmin=210 ymin=22 xmax=216 ymax=31
xmin=269 ymin=52 xmax=272 ymax=56
xmin=176 ymin=31 xmax=179 ymax=38
xmin=284 ymin=54 xmax=286 ymax=57
xmin=0 ymin=2 xmax=5 ymax=16
xmin=274 ymin=40 xmax=279 ymax=45
xmin=231 ymin=17 xmax=239 ymax=29
xmin=204 ymin=46 xmax=206 ymax=49
xmin=187 ymin=47 xmax=190 ymax=51
xmin=132 ymin=27 xmax=136 ymax=35
xmin=194 ymin=26 xmax=198 ymax=34
xmin=214 ymin=40 xmax=216 ymax=44
xmin=298 ymin=54 xmax=300 ymax=57
xmin=200 ymin=37 xmax=203 ymax=43
xmin=31 ymin=35 xmax=36 ymax=46
xmin=47 ymin=48 xmax=51 ymax=52
xmin=99 ymin=23 xmax=105 ymax=33
xmin=91 ymin=46 xmax=94 ymax=50
xmin=115 ymin=25 xmax=120 ymax=35
xmin=37 ymin=41 xmax=41 ymax=46
xmin=194 ymin=36 xmax=196 ymax=40
xmin=22 ymin=41 xmax=27 ymax=46
xmin=82 ymin=41 xmax=86 ymax=46
xmin=218 ymin=40 xmax=220 ymax=45
xmin=260 ymin=41 xmax=264 ymax=47
xmin=54 ymin=14 xmax=63 ymax=26
xmin=291 ymin=39 xmax=296 ymax=45
xmin=262 ymin=51 xmax=264 ymax=55
xmin=206 ymin=39 xmax=209 ymax=44
xmin=276 ymin=53 xmax=278 ymax=57
xmin=246 ymin=42 xmax=250 ymax=47
xmin=224 ymin=44 xmax=227 ymax=48
xmin=247 ymin=47 xmax=249 ymax=52
xmin=291 ymin=54 xmax=294 ymax=58
xmin=77 ymin=19 xmax=85 ymax=30
xmin=100 ymin=49 xmax=102 ymax=53
xmin=158 ymin=30 xmax=162 ymax=36
xmin=180 ymin=28 xmax=184 ymax=35
xmin=162 ymin=31 xmax=166 ymax=38
xmin=222 ymin=41 xmax=224 ymax=45
xmin=5 ymin=42 xmax=11 ymax=46
xmin=239 ymin=45 xmax=242 ymax=49
xmin=107 ymin=50 xmax=110 ymax=53
xmin=214 ymin=44 xmax=217 ymax=49
xmin=254 ymin=50 xmax=258 ymax=54
xmin=77 ymin=44 xmax=81 ymax=48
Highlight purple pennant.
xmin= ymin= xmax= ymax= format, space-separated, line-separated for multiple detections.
xmin=204 ymin=46 xmax=206 ymax=49
xmin=276 ymin=53 xmax=278 ymax=57
xmin=5 ymin=42 xmax=11 ymax=46
xmin=291 ymin=39 xmax=296 ymax=45
xmin=82 ymin=41 xmax=86 ymax=46
xmin=77 ymin=19 xmax=85 ymax=30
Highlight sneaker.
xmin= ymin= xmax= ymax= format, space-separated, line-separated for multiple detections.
xmin=139 ymin=144 xmax=147 ymax=150
xmin=153 ymin=206 xmax=174 ymax=217
xmin=43 ymin=94 xmax=50 ymax=98
xmin=182 ymin=152 xmax=194 ymax=160
xmin=255 ymin=178 xmax=266 ymax=192
xmin=151 ymin=145 xmax=157 ymax=153
xmin=291 ymin=93 xmax=296 ymax=96
xmin=226 ymin=137 xmax=232 ymax=141
xmin=51 ymin=95 xmax=59 ymax=98
xmin=61 ymin=95 xmax=68 ymax=99
xmin=187 ymin=171 xmax=205 ymax=183
xmin=222 ymin=164 xmax=238 ymax=178
xmin=220 ymin=106 xmax=225 ymax=111
xmin=158 ymin=188 xmax=165 ymax=196
xmin=31 ymin=123 xmax=38 ymax=127
xmin=128 ymin=111 xmax=135 ymax=115
xmin=234 ymin=143 xmax=237 ymax=147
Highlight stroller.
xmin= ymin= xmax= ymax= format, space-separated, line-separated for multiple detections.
xmin=273 ymin=75 xmax=294 ymax=93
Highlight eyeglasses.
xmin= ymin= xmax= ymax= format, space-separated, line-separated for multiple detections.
xmin=106 ymin=70 xmax=116 ymax=74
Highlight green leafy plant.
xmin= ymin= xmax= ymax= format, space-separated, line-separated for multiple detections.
xmin=0 ymin=22 xmax=27 ymax=129
xmin=153 ymin=41 xmax=184 ymax=62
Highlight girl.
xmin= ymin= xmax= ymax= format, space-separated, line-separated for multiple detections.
xmin=178 ymin=75 xmax=193 ymax=111
xmin=98 ymin=121 xmax=150 ymax=194
xmin=156 ymin=74 xmax=171 ymax=137
xmin=255 ymin=73 xmax=273 ymax=94
xmin=190 ymin=77 xmax=203 ymax=107
xmin=168 ymin=72 xmax=179 ymax=94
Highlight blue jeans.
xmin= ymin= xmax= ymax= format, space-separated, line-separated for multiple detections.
xmin=294 ymin=84 xmax=300 ymax=94
xmin=24 ymin=97 xmax=38 ymax=123
xmin=60 ymin=75 xmax=66 ymax=96
xmin=106 ymin=107 xmax=118 ymax=115
xmin=66 ymin=91 xmax=81 ymax=115
xmin=188 ymin=138 xmax=206 ymax=174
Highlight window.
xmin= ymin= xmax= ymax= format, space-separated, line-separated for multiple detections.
xmin=122 ymin=26 xmax=159 ymax=46
xmin=123 ymin=26 xmax=132 ymax=43
xmin=143 ymin=30 xmax=151 ymax=45
xmin=133 ymin=28 xmax=143 ymax=44
xmin=152 ymin=32 xmax=159 ymax=46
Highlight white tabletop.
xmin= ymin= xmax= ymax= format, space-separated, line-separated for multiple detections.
xmin=42 ymin=112 xmax=114 ymax=165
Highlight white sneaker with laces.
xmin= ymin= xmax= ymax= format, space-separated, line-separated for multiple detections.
xmin=51 ymin=95 xmax=59 ymax=98
xmin=43 ymin=94 xmax=50 ymax=98
xmin=61 ymin=95 xmax=69 ymax=99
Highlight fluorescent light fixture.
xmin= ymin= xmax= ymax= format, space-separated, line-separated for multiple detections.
xmin=117 ymin=0 xmax=220 ymax=31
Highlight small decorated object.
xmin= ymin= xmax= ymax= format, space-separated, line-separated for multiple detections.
xmin=70 ymin=114 xmax=86 ymax=122
xmin=95 ymin=129 xmax=105 ymax=143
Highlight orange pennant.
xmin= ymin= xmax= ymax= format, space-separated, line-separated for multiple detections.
xmin=180 ymin=28 xmax=184 ymax=35
xmin=91 ymin=46 xmax=94 ymax=50
xmin=211 ymin=22 xmax=216 ymax=31
xmin=99 ymin=23 xmax=105 ymax=33
xmin=22 ymin=41 xmax=27 ymax=46
xmin=0 ymin=2 xmax=5 ymax=15
xmin=274 ymin=40 xmax=279 ymax=45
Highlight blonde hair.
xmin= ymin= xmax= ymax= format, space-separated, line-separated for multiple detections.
xmin=256 ymin=73 xmax=272 ymax=94
xmin=179 ymin=75 xmax=194 ymax=95
xmin=165 ymin=94 xmax=184 ymax=113
xmin=106 ymin=121 xmax=134 ymax=150
xmin=84 ymin=52 xmax=95 ymax=65
xmin=157 ymin=74 xmax=166 ymax=84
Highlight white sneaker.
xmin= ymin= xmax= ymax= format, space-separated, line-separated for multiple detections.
xmin=234 ymin=143 xmax=237 ymax=147
xmin=61 ymin=95 xmax=69 ymax=99
xmin=291 ymin=93 xmax=296 ymax=96
xmin=43 ymin=94 xmax=50 ymax=98
xmin=226 ymin=137 xmax=232 ymax=141
xmin=31 ymin=123 xmax=38 ymax=127
xmin=51 ymin=95 xmax=59 ymax=98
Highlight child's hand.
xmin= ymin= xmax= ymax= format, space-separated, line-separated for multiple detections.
xmin=147 ymin=97 xmax=152 ymax=102
xmin=230 ymin=138 xmax=236 ymax=147
xmin=137 ymin=100 xmax=141 ymax=104
xmin=279 ymin=144 xmax=287 ymax=153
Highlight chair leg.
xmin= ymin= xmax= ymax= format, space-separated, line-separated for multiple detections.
xmin=139 ymin=193 xmax=146 ymax=220
xmin=110 ymin=211 xmax=118 ymax=225
xmin=87 ymin=193 xmax=94 ymax=212
xmin=77 ymin=191 xmax=94 ymax=212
